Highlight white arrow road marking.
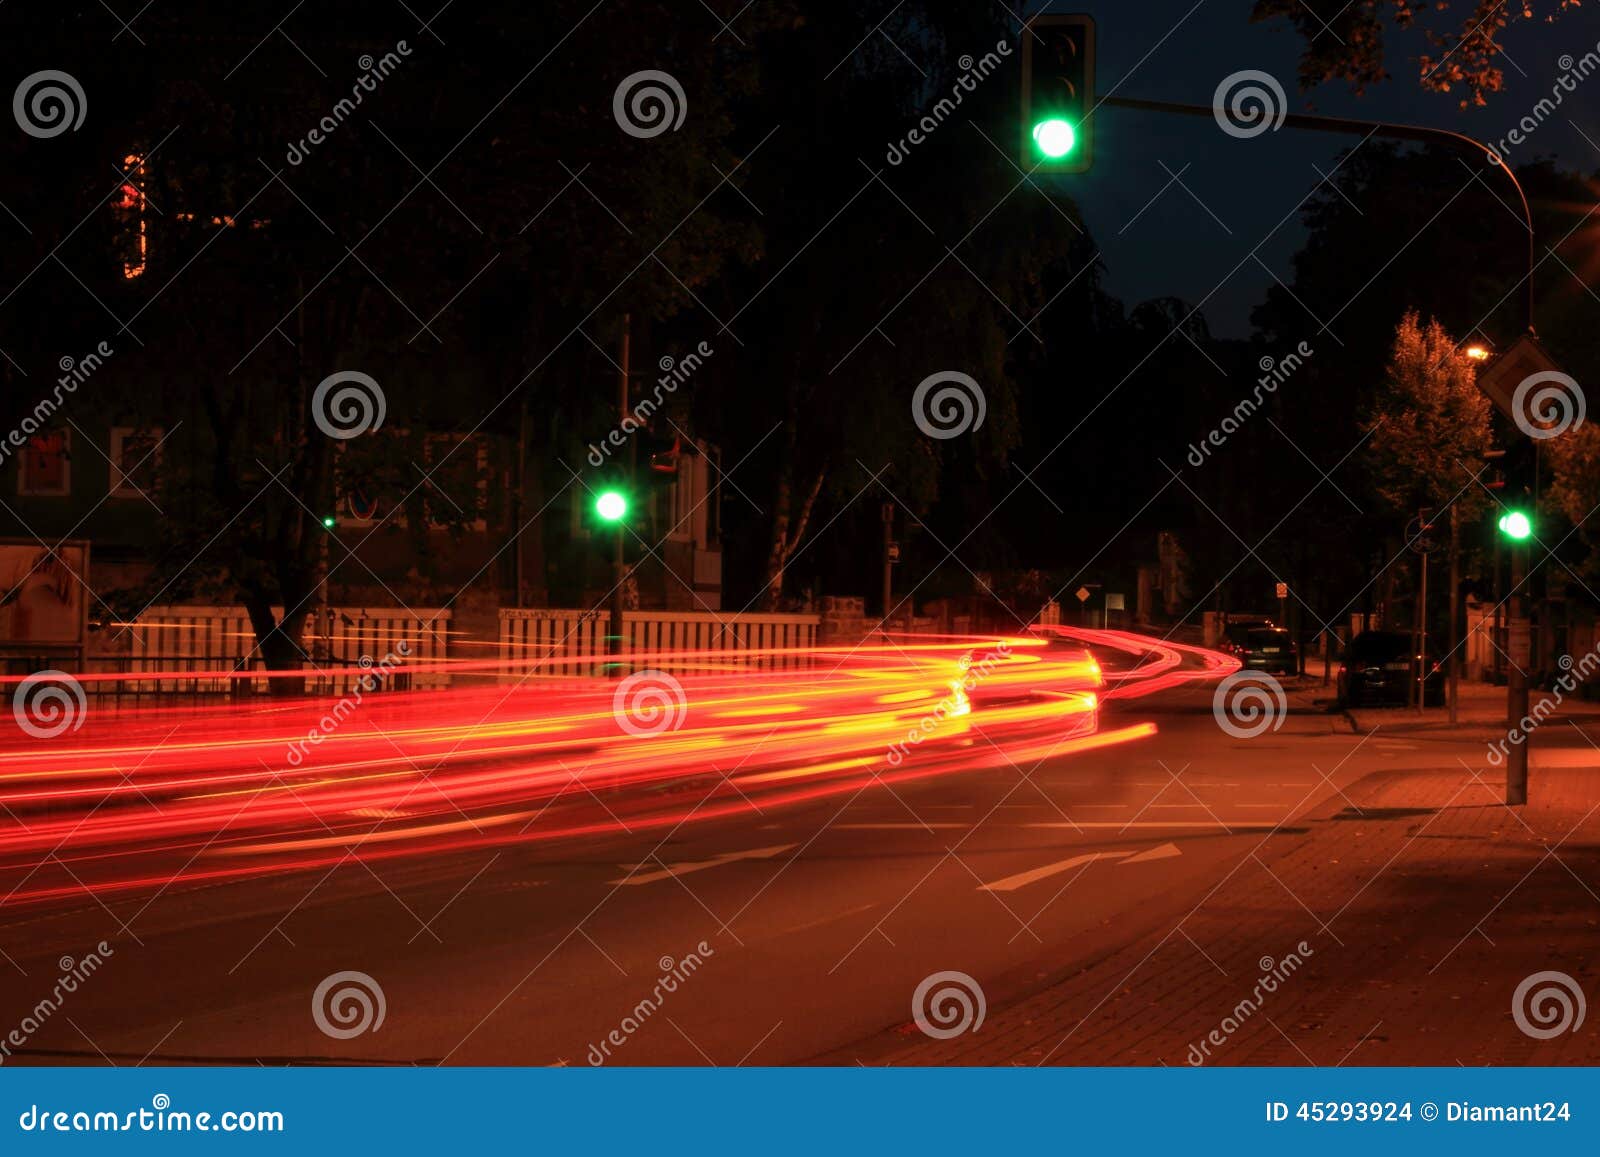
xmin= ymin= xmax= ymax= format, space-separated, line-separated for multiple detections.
xmin=980 ymin=841 xmax=1187 ymax=892
xmin=611 ymin=843 xmax=798 ymax=886
xmin=979 ymin=851 xmax=1131 ymax=893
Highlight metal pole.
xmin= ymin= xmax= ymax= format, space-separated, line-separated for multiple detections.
xmin=1493 ymin=530 xmax=1503 ymax=682
xmin=880 ymin=503 xmax=894 ymax=636
xmin=513 ymin=393 xmax=529 ymax=606
xmin=1103 ymin=96 xmax=1536 ymax=333
xmin=609 ymin=314 xmax=629 ymax=662
xmin=318 ymin=526 xmax=330 ymax=693
xmin=1416 ymin=549 xmax=1428 ymax=714
xmin=1507 ymin=540 xmax=1529 ymax=804
xmin=1448 ymin=506 xmax=1461 ymax=724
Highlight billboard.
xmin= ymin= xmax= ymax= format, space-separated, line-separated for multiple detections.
xmin=0 ymin=539 xmax=90 ymax=649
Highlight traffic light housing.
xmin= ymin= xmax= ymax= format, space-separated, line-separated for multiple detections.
xmin=1021 ymin=14 xmax=1095 ymax=173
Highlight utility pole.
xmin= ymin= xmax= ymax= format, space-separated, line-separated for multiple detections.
xmin=609 ymin=313 xmax=630 ymax=662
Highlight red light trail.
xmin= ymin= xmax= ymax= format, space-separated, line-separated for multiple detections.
xmin=0 ymin=631 xmax=1234 ymax=909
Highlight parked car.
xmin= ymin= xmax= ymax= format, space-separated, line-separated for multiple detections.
xmin=1337 ymin=630 xmax=1443 ymax=707
xmin=1220 ymin=624 xmax=1298 ymax=676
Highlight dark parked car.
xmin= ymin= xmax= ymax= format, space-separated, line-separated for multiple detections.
xmin=1337 ymin=631 xmax=1443 ymax=707
xmin=1221 ymin=624 xmax=1298 ymax=676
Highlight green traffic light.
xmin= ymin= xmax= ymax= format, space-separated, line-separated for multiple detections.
xmin=321 ymin=515 xmax=336 ymax=529
xmin=595 ymin=490 xmax=628 ymax=523
xmin=1031 ymin=118 xmax=1077 ymax=159
xmin=1499 ymin=510 xmax=1533 ymax=540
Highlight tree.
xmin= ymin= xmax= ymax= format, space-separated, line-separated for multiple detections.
xmin=1252 ymin=0 xmax=1585 ymax=106
xmin=0 ymin=2 xmax=768 ymax=674
xmin=1366 ymin=312 xmax=1493 ymax=519
xmin=701 ymin=2 xmax=1078 ymax=611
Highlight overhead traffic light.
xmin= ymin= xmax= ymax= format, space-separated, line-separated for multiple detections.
xmin=1021 ymin=14 xmax=1095 ymax=173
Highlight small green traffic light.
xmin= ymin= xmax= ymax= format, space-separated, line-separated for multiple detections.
xmin=321 ymin=515 xmax=336 ymax=529
xmin=1031 ymin=118 xmax=1077 ymax=159
xmin=595 ymin=490 xmax=628 ymax=523
xmin=1499 ymin=510 xmax=1533 ymax=540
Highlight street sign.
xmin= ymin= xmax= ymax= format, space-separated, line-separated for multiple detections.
xmin=1475 ymin=333 xmax=1565 ymax=430
xmin=1105 ymin=593 xmax=1125 ymax=611
xmin=1274 ymin=581 xmax=1288 ymax=600
xmin=1405 ymin=512 xmax=1441 ymax=554
xmin=1075 ymin=587 xmax=1091 ymax=603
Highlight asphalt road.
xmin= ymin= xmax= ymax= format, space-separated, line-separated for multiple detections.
xmin=0 ymin=668 xmax=1574 ymax=1067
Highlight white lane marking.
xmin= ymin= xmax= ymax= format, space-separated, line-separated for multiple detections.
xmin=979 ymin=851 xmax=1130 ymax=892
xmin=611 ymin=843 xmax=798 ymax=886
xmin=1121 ymin=842 xmax=1182 ymax=864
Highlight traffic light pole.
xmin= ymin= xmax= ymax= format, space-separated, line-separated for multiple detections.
xmin=610 ymin=314 xmax=630 ymax=663
xmin=1100 ymin=96 xmax=1536 ymax=333
xmin=1507 ymin=539 xmax=1530 ymax=804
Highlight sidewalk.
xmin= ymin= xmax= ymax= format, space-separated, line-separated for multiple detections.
xmin=1345 ymin=679 xmax=1600 ymax=736
xmin=865 ymin=766 xmax=1600 ymax=1066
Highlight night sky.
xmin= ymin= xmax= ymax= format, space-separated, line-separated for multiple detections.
xmin=1066 ymin=0 xmax=1600 ymax=336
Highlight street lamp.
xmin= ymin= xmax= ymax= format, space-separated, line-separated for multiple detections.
xmin=1465 ymin=345 xmax=1491 ymax=362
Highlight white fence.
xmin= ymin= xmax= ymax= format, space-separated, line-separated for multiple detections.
xmin=104 ymin=605 xmax=451 ymax=694
xmin=498 ymin=608 xmax=821 ymax=676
